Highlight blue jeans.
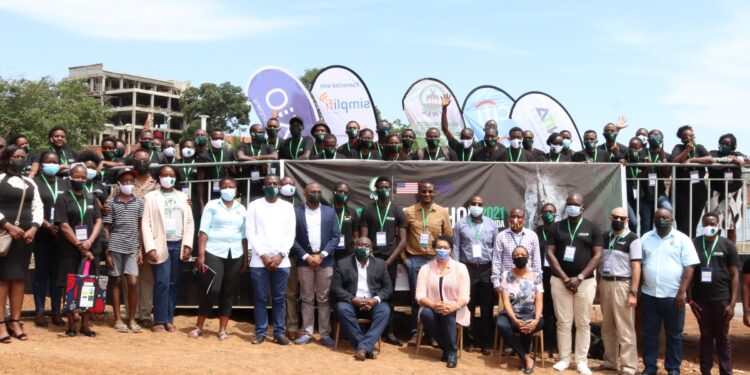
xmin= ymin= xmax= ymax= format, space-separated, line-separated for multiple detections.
xmin=419 ymin=307 xmax=457 ymax=354
xmin=250 ymin=266 xmax=290 ymax=337
xmin=497 ymin=314 xmax=544 ymax=359
xmin=152 ymin=241 xmax=182 ymax=325
xmin=33 ymin=236 xmax=62 ymax=314
xmin=641 ymin=294 xmax=685 ymax=374
xmin=335 ymin=301 xmax=390 ymax=353
xmin=405 ymin=255 xmax=433 ymax=333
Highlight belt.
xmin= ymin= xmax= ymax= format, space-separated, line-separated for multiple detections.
xmin=601 ymin=276 xmax=630 ymax=281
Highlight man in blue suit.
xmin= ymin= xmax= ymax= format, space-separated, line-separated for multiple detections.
xmin=292 ymin=182 xmax=341 ymax=346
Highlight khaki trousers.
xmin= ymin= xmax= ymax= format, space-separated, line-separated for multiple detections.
xmin=136 ymin=262 xmax=154 ymax=321
xmin=551 ymin=276 xmax=597 ymax=364
xmin=285 ymin=258 xmax=299 ymax=333
xmin=599 ymin=279 xmax=638 ymax=374
xmin=298 ymin=266 xmax=334 ymax=338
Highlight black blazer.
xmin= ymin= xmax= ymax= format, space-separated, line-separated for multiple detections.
xmin=331 ymin=255 xmax=393 ymax=304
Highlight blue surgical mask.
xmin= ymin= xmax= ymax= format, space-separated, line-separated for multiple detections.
xmin=565 ymin=205 xmax=582 ymax=217
xmin=562 ymin=138 xmax=572 ymax=150
xmin=86 ymin=168 xmax=98 ymax=181
xmin=469 ymin=206 xmax=484 ymax=217
xmin=221 ymin=188 xmax=236 ymax=202
xmin=435 ymin=248 xmax=451 ymax=260
xmin=42 ymin=163 xmax=60 ymax=177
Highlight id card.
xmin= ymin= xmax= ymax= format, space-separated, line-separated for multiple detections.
xmin=165 ymin=217 xmax=177 ymax=235
xmin=471 ymin=243 xmax=482 ymax=259
xmin=725 ymin=171 xmax=733 ymax=181
xmin=212 ymin=181 xmax=220 ymax=192
xmin=80 ymin=282 xmax=95 ymax=308
xmin=419 ymin=232 xmax=430 ymax=247
xmin=376 ymin=231 xmax=387 ymax=247
xmin=701 ymin=267 xmax=712 ymax=283
xmin=270 ymin=167 xmax=277 ymax=175
xmin=74 ymin=225 xmax=88 ymax=241
xmin=648 ymin=173 xmax=657 ymax=187
xmin=690 ymin=170 xmax=699 ymax=184
xmin=338 ymin=237 xmax=345 ymax=249
xmin=251 ymin=171 xmax=261 ymax=182
xmin=563 ymin=246 xmax=576 ymax=262
xmin=632 ymin=188 xmax=639 ymax=200
xmin=182 ymin=187 xmax=191 ymax=197
xmin=49 ymin=207 xmax=55 ymax=222
xmin=602 ymin=259 xmax=613 ymax=275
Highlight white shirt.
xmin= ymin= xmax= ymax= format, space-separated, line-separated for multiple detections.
xmin=305 ymin=205 xmax=322 ymax=253
xmin=246 ymin=197 xmax=296 ymax=268
xmin=355 ymin=259 xmax=380 ymax=303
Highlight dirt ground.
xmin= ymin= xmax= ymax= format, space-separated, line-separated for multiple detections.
xmin=2 ymin=295 xmax=749 ymax=375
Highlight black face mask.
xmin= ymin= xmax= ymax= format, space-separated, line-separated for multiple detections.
xmin=611 ymin=220 xmax=626 ymax=231
xmin=133 ymin=159 xmax=150 ymax=173
xmin=513 ymin=257 xmax=528 ymax=269
xmin=266 ymin=128 xmax=279 ymax=138
xmin=655 ymin=218 xmax=671 ymax=231
xmin=402 ymin=139 xmax=414 ymax=148
xmin=195 ymin=136 xmax=208 ymax=146
xmin=141 ymin=141 xmax=153 ymax=150
xmin=522 ymin=139 xmax=534 ymax=149
xmin=70 ymin=179 xmax=86 ymax=191
xmin=324 ymin=148 xmax=336 ymax=157
xmin=104 ymin=151 xmax=115 ymax=160
xmin=387 ymin=144 xmax=401 ymax=154
xmin=647 ymin=136 xmax=662 ymax=149
xmin=426 ymin=139 xmax=440 ymax=148
xmin=604 ymin=132 xmax=618 ymax=142
xmin=115 ymin=147 xmax=126 ymax=158
xmin=8 ymin=158 xmax=25 ymax=173
xmin=306 ymin=193 xmax=321 ymax=204
xmin=290 ymin=126 xmax=303 ymax=138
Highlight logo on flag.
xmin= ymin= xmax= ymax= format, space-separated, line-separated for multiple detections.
xmin=396 ymin=182 xmax=419 ymax=194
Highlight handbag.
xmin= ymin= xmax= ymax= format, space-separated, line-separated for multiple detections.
xmin=0 ymin=175 xmax=27 ymax=257
xmin=63 ymin=259 xmax=109 ymax=314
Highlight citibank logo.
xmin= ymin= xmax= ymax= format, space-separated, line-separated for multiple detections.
xmin=318 ymin=92 xmax=371 ymax=113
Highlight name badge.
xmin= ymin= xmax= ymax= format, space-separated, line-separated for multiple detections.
xmin=75 ymin=225 xmax=88 ymax=241
xmin=563 ymin=246 xmax=576 ymax=262
xmin=602 ymin=259 xmax=613 ymax=275
xmin=338 ymin=237 xmax=345 ymax=249
xmin=251 ymin=171 xmax=261 ymax=182
xmin=724 ymin=171 xmax=733 ymax=181
xmin=632 ymin=188 xmax=639 ymax=200
xmin=690 ymin=170 xmax=699 ymax=184
xmin=166 ymin=217 xmax=177 ymax=235
xmin=419 ymin=232 xmax=430 ymax=247
xmin=471 ymin=243 xmax=482 ymax=258
xmin=182 ymin=187 xmax=191 ymax=197
xmin=49 ymin=207 xmax=55 ymax=222
xmin=270 ymin=167 xmax=277 ymax=175
xmin=212 ymin=181 xmax=220 ymax=192
xmin=648 ymin=173 xmax=657 ymax=187
xmin=80 ymin=281 xmax=96 ymax=308
xmin=701 ymin=267 xmax=712 ymax=283
xmin=376 ymin=231 xmax=387 ymax=247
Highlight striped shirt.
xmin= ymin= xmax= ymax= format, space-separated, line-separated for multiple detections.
xmin=491 ymin=227 xmax=542 ymax=288
xmin=103 ymin=196 xmax=144 ymax=254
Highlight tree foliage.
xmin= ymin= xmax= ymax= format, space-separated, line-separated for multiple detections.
xmin=0 ymin=77 xmax=110 ymax=149
xmin=181 ymin=82 xmax=251 ymax=133
xmin=299 ymin=68 xmax=321 ymax=91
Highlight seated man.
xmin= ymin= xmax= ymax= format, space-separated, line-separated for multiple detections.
xmin=331 ymin=237 xmax=393 ymax=360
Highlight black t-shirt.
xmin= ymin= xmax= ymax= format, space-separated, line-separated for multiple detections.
xmin=337 ymin=142 xmax=357 ymax=156
xmin=707 ymin=150 xmax=745 ymax=193
xmin=535 ymin=224 xmax=553 ymax=267
xmin=624 ymin=149 xmax=650 ymax=202
xmin=691 ymin=236 xmax=740 ymax=302
xmin=670 ymin=144 xmax=709 ymax=179
xmin=312 ymin=151 xmax=349 ymax=160
xmin=54 ymin=190 xmax=102 ymax=257
xmin=34 ymin=146 xmax=77 ymax=166
xmin=84 ymin=180 xmax=108 ymax=204
xmin=279 ymin=136 xmax=314 ymax=160
xmin=347 ymin=149 xmax=382 ymax=160
xmin=237 ymin=142 xmax=276 ymax=181
xmin=124 ymin=150 xmax=168 ymax=165
xmin=197 ymin=149 xmax=235 ymax=180
xmin=572 ymin=149 xmax=610 ymax=163
xmin=545 ymin=152 xmax=572 ymax=162
xmin=359 ymin=202 xmax=407 ymax=258
xmin=525 ymin=148 xmax=547 ymax=161
xmin=334 ymin=205 xmax=360 ymax=260
xmin=475 ymin=146 xmax=505 ymax=161
xmin=448 ymin=138 xmax=482 ymax=162
xmin=498 ymin=148 xmax=536 ymax=163
xmin=743 ymin=258 xmax=750 ymax=274
xmin=643 ymin=148 xmax=672 ymax=200
xmin=33 ymin=175 xmax=70 ymax=228
xmin=547 ymin=218 xmax=603 ymax=279
xmin=597 ymin=142 xmax=628 ymax=162
xmin=417 ymin=147 xmax=458 ymax=161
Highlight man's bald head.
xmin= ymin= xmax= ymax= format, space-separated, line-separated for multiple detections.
xmin=611 ymin=207 xmax=627 ymax=217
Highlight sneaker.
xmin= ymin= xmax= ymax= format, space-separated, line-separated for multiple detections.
xmin=553 ymin=360 xmax=570 ymax=372
xmin=320 ymin=336 xmax=335 ymax=347
xmin=294 ymin=334 xmax=312 ymax=345
xmin=577 ymin=362 xmax=593 ymax=375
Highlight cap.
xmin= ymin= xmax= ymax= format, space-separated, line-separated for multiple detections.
xmin=116 ymin=167 xmax=138 ymax=180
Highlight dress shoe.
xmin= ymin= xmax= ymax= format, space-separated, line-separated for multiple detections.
xmin=33 ymin=314 xmax=48 ymax=328
xmin=366 ymin=351 xmax=377 ymax=360
xmin=51 ymin=312 xmax=65 ymax=327
xmin=251 ymin=336 xmax=266 ymax=345
xmin=407 ymin=333 xmax=418 ymax=346
xmin=354 ymin=349 xmax=367 ymax=361
xmin=383 ymin=333 xmax=402 ymax=346
xmin=274 ymin=334 xmax=291 ymax=345
xmin=441 ymin=350 xmax=448 ymax=362
xmin=446 ymin=352 xmax=458 ymax=368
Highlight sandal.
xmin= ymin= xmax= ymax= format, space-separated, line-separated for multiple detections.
xmin=0 ymin=320 xmax=10 ymax=344
xmin=218 ymin=330 xmax=229 ymax=341
xmin=7 ymin=320 xmax=28 ymax=341
xmin=151 ymin=325 xmax=166 ymax=333
xmin=129 ymin=323 xmax=143 ymax=334
xmin=188 ymin=327 xmax=202 ymax=339
xmin=114 ymin=320 xmax=130 ymax=333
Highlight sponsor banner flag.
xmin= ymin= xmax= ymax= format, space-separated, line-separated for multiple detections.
xmin=510 ymin=91 xmax=582 ymax=152
xmin=310 ymin=65 xmax=379 ymax=145
xmin=402 ymin=78 xmax=465 ymax=142
xmin=246 ymin=66 xmax=319 ymax=139
xmin=461 ymin=85 xmax=514 ymax=141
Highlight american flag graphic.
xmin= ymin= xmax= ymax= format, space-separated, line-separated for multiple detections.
xmin=396 ymin=182 xmax=419 ymax=194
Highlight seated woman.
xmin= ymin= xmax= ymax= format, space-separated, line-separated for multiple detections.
xmin=415 ymin=235 xmax=470 ymax=369
xmin=496 ymin=245 xmax=544 ymax=374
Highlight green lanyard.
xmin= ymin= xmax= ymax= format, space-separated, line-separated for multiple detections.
xmin=182 ymin=160 xmax=195 ymax=182
xmin=69 ymin=191 xmax=87 ymax=223
xmin=587 ymin=149 xmax=598 ymax=162
xmin=337 ymin=206 xmax=346 ymax=231
xmin=289 ymin=138 xmax=303 ymax=160
xmin=566 ymin=218 xmax=584 ymax=243
xmin=421 ymin=206 xmax=431 ymax=231
xmin=271 ymin=138 xmax=280 ymax=151
xmin=376 ymin=202 xmax=391 ymax=231
xmin=161 ymin=189 xmax=176 ymax=215
xmin=358 ymin=150 xmax=372 ymax=160
xmin=42 ymin=175 xmax=58 ymax=204
xmin=313 ymin=144 xmax=320 ymax=156
xmin=701 ymin=237 xmax=719 ymax=266
xmin=211 ymin=150 xmax=224 ymax=176
xmin=647 ymin=149 xmax=660 ymax=163
xmin=629 ymin=165 xmax=640 ymax=178
xmin=324 ymin=152 xmax=337 ymax=160
xmin=549 ymin=153 xmax=561 ymax=162
xmin=377 ymin=143 xmax=383 ymax=155
xmin=345 ymin=143 xmax=351 ymax=154
xmin=428 ymin=148 xmax=440 ymax=161
xmin=508 ymin=148 xmax=521 ymax=162
xmin=51 ymin=148 xmax=68 ymax=165
xmin=85 ymin=181 xmax=94 ymax=193
xmin=462 ymin=147 xmax=473 ymax=162
xmin=249 ymin=143 xmax=261 ymax=157
xmin=467 ymin=217 xmax=482 ymax=241
xmin=541 ymin=228 xmax=548 ymax=242
xmin=607 ymin=232 xmax=624 ymax=254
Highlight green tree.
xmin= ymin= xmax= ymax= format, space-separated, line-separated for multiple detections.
xmin=181 ymin=82 xmax=251 ymax=133
xmin=0 ymin=77 xmax=110 ymax=150
xmin=299 ymin=68 xmax=321 ymax=91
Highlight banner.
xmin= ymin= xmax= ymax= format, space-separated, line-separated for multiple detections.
xmin=246 ymin=66 xmax=319 ymax=139
xmin=402 ymin=78 xmax=465 ymax=142
xmin=310 ymin=65 xmax=379 ymax=145
xmin=284 ymin=161 xmax=624 ymax=230
xmin=510 ymin=91 xmax=582 ymax=153
xmin=461 ymin=85 xmax=514 ymax=141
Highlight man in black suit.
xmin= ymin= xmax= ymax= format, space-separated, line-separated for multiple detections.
xmin=331 ymin=237 xmax=392 ymax=360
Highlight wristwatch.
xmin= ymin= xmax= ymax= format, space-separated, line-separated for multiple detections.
xmin=628 ymin=290 xmax=637 ymax=296
xmin=577 ymin=274 xmax=584 ymax=281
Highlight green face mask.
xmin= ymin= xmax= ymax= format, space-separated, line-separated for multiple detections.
xmin=360 ymin=140 xmax=373 ymax=149
xmin=604 ymin=132 xmax=618 ymax=142
xmin=104 ymin=151 xmax=116 ymax=160
xmin=484 ymin=139 xmax=497 ymax=148
xmin=386 ymin=144 xmax=401 ymax=154
xmin=115 ymin=147 xmax=126 ymax=158
xmin=426 ymin=138 xmax=440 ymax=148
xmin=522 ymin=139 xmax=534 ymax=149
xmin=354 ymin=247 xmax=370 ymax=261
xmin=718 ymin=144 xmax=733 ymax=155
xmin=346 ymin=129 xmax=359 ymax=139
xmin=141 ymin=141 xmax=153 ymax=150
xmin=253 ymin=133 xmax=267 ymax=143
xmin=195 ymin=136 xmax=207 ymax=146
xmin=266 ymin=128 xmax=279 ymax=138
xmin=542 ymin=212 xmax=556 ymax=224
xmin=314 ymin=133 xmax=326 ymax=143
xmin=333 ymin=193 xmax=348 ymax=204
xmin=584 ymin=140 xmax=597 ymax=150
xmin=402 ymin=139 xmax=414 ymax=148
xmin=263 ymin=185 xmax=279 ymax=198
xmin=376 ymin=188 xmax=390 ymax=200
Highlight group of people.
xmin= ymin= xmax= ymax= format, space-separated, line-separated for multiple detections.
xmin=0 ymin=109 xmax=747 ymax=374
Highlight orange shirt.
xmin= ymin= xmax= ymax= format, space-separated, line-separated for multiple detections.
xmin=404 ymin=202 xmax=452 ymax=256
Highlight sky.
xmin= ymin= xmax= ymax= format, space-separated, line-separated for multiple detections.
xmin=1 ymin=0 xmax=748 ymax=152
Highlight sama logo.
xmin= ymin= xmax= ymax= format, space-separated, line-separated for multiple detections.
xmin=419 ymin=84 xmax=444 ymax=116
xmin=535 ymin=107 xmax=559 ymax=133
xmin=318 ymin=92 xmax=371 ymax=114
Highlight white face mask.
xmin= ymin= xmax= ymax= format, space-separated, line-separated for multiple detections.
xmin=551 ymin=144 xmax=563 ymax=153
xmin=159 ymin=176 xmax=175 ymax=189
xmin=510 ymin=139 xmax=522 ymax=149
xmin=638 ymin=135 xmax=648 ymax=145
xmin=181 ymin=147 xmax=195 ymax=158
xmin=280 ymin=184 xmax=296 ymax=197
xmin=210 ymin=139 xmax=224 ymax=149
xmin=702 ymin=226 xmax=719 ymax=237
xmin=162 ymin=147 xmax=175 ymax=157
xmin=469 ymin=205 xmax=484 ymax=217
xmin=461 ymin=139 xmax=473 ymax=149
xmin=119 ymin=183 xmax=134 ymax=195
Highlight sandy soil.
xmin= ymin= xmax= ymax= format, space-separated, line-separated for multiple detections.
xmin=2 ymin=295 xmax=749 ymax=375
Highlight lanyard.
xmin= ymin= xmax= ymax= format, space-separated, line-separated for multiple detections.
xmin=421 ymin=206 xmax=431 ymax=231
xmin=337 ymin=206 xmax=346 ymax=231
xmin=508 ymin=148 xmax=522 ymax=162
xmin=289 ymin=138 xmax=303 ymax=160
xmin=358 ymin=150 xmax=372 ymax=160
xmin=607 ymin=232 xmax=625 ymax=254
xmin=566 ymin=218 xmax=584 ymax=243
xmin=345 ymin=143 xmax=351 ymax=154
xmin=549 ymin=153 xmax=561 ymax=162
xmin=701 ymin=237 xmax=719 ymax=265
xmin=509 ymin=231 xmax=525 ymax=247
xmin=85 ymin=182 xmax=94 ymax=193
xmin=376 ymin=202 xmax=391 ymax=231
xmin=629 ymin=165 xmax=640 ymax=178
xmin=541 ymin=228 xmax=547 ymax=242
xmin=324 ymin=151 xmax=337 ymax=160
xmin=182 ymin=160 xmax=195 ymax=182
xmin=587 ymin=149 xmax=598 ymax=162
xmin=69 ymin=191 xmax=87 ymax=223
xmin=249 ymin=143 xmax=261 ymax=157
xmin=42 ymin=175 xmax=58 ymax=204
xmin=647 ymin=149 xmax=660 ymax=163
xmin=313 ymin=143 xmax=320 ymax=156
xmin=211 ymin=150 xmax=224 ymax=176
xmin=161 ymin=189 xmax=176 ymax=215
xmin=462 ymin=147 xmax=473 ymax=162
xmin=428 ymin=148 xmax=440 ymax=160
xmin=467 ymin=217 xmax=482 ymax=241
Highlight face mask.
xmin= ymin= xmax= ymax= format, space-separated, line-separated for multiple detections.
xmin=220 ymin=188 xmax=236 ymax=201
xmin=134 ymin=159 xmax=150 ymax=173
xmin=565 ymin=205 xmax=582 ymax=217
xmin=211 ymin=139 xmax=224 ymax=149
xmin=354 ymin=247 xmax=370 ymax=261
xmin=290 ymin=126 xmax=303 ymax=137
xmin=42 ymin=163 xmax=60 ymax=177
xmin=86 ymin=168 xmax=98 ymax=181
xmin=266 ymin=128 xmax=279 ymax=138
xmin=435 ymin=248 xmax=451 ymax=260
xmin=718 ymin=144 xmax=733 ymax=155
xmin=584 ymin=140 xmax=597 ymax=150
xmin=70 ymin=179 xmax=86 ymax=191
xmin=550 ymin=144 xmax=563 ymax=154
xmin=426 ymin=138 xmax=440 ymax=148
xmin=253 ymin=133 xmax=267 ymax=143
xmin=513 ymin=257 xmax=528 ymax=269
xmin=103 ymin=150 xmax=115 ymax=160
xmin=655 ymin=218 xmax=671 ymax=231
xmin=360 ymin=140 xmax=373 ymax=149
xmin=604 ymin=132 xmax=618 ymax=142
xmin=333 ymin=193 xmax=348 ymax=204
xmin=346 ymin=129 xmax=359 ymax=139
xmin=469 ymin=205 xmax=483 ymax=217
xmin=195 ymin=136 xmax=207 ymax=146
xmin=702 ymin=225 xmax=719 ymax=237
xmin=484 ymin=139 xmax=497 ymax=148
xmin=314 ymin=133 xmax=326 ymax=143
xmin=263 ymin=185 xmax=279 ymax=198
xmin=387 ymin=144 xmax=401 ymax=154
xmin=638 ymin=135 xmax=648 ymax=145
xmin=280 ymin=184 xmax=296 ymax=197
xmin=141 ymin=140 xmax=153 ymax=150
xmin=306 ymin=193 xmax=321 ymax=204
xmin=648 ymin=136 xmax=662 ymax=148
xmin=562 ymin=138 xmax=572 ymax=150
xmin=119 ymin=183 xmax=134 ymax=196
xmin=542 ymin=212 xmax=556 ymax=224
xmin=163 ymin=147 xmax=175 ymax=157
xmin=510 ymin=217 xmax=524 ymax=230
xmin=115 ymin=147 xmax=126 ymax=158
xmin=154 ymin=147 xmax=162 ymax=152
xmin=377 ymin=128 xmax=388 ymax=137
xmin=324 ymin=148 xmax=336 ymax=157
xmin=461 ymin=139 xmax=473 ymax=149
xmin=376 ymin=188 xmax=390 ymax=200
xmin=182 ymin=147 xmax=195 ymax=158
xmin=159 ymin=176 xmax=176 ymax=189
xmin=402 ymin=139 xmax=414 ymax=148
xmin=611 ymin=220 xmax=626 ymax=231
xmin=628 ymin=150 xmax=640 ymax=161
xmin=522 ymin=139 xmax=534 ymax=149
xmin=510 ymin=139 xmax=522 ymax=149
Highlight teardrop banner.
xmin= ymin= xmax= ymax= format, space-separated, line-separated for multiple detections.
xmin=461 ymin=85 xmax=514 ymax=141
xmin=510 ymin=91 xmax=582 ymax=152
xmin=402 ymin=78 xmax=465 ymax=142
